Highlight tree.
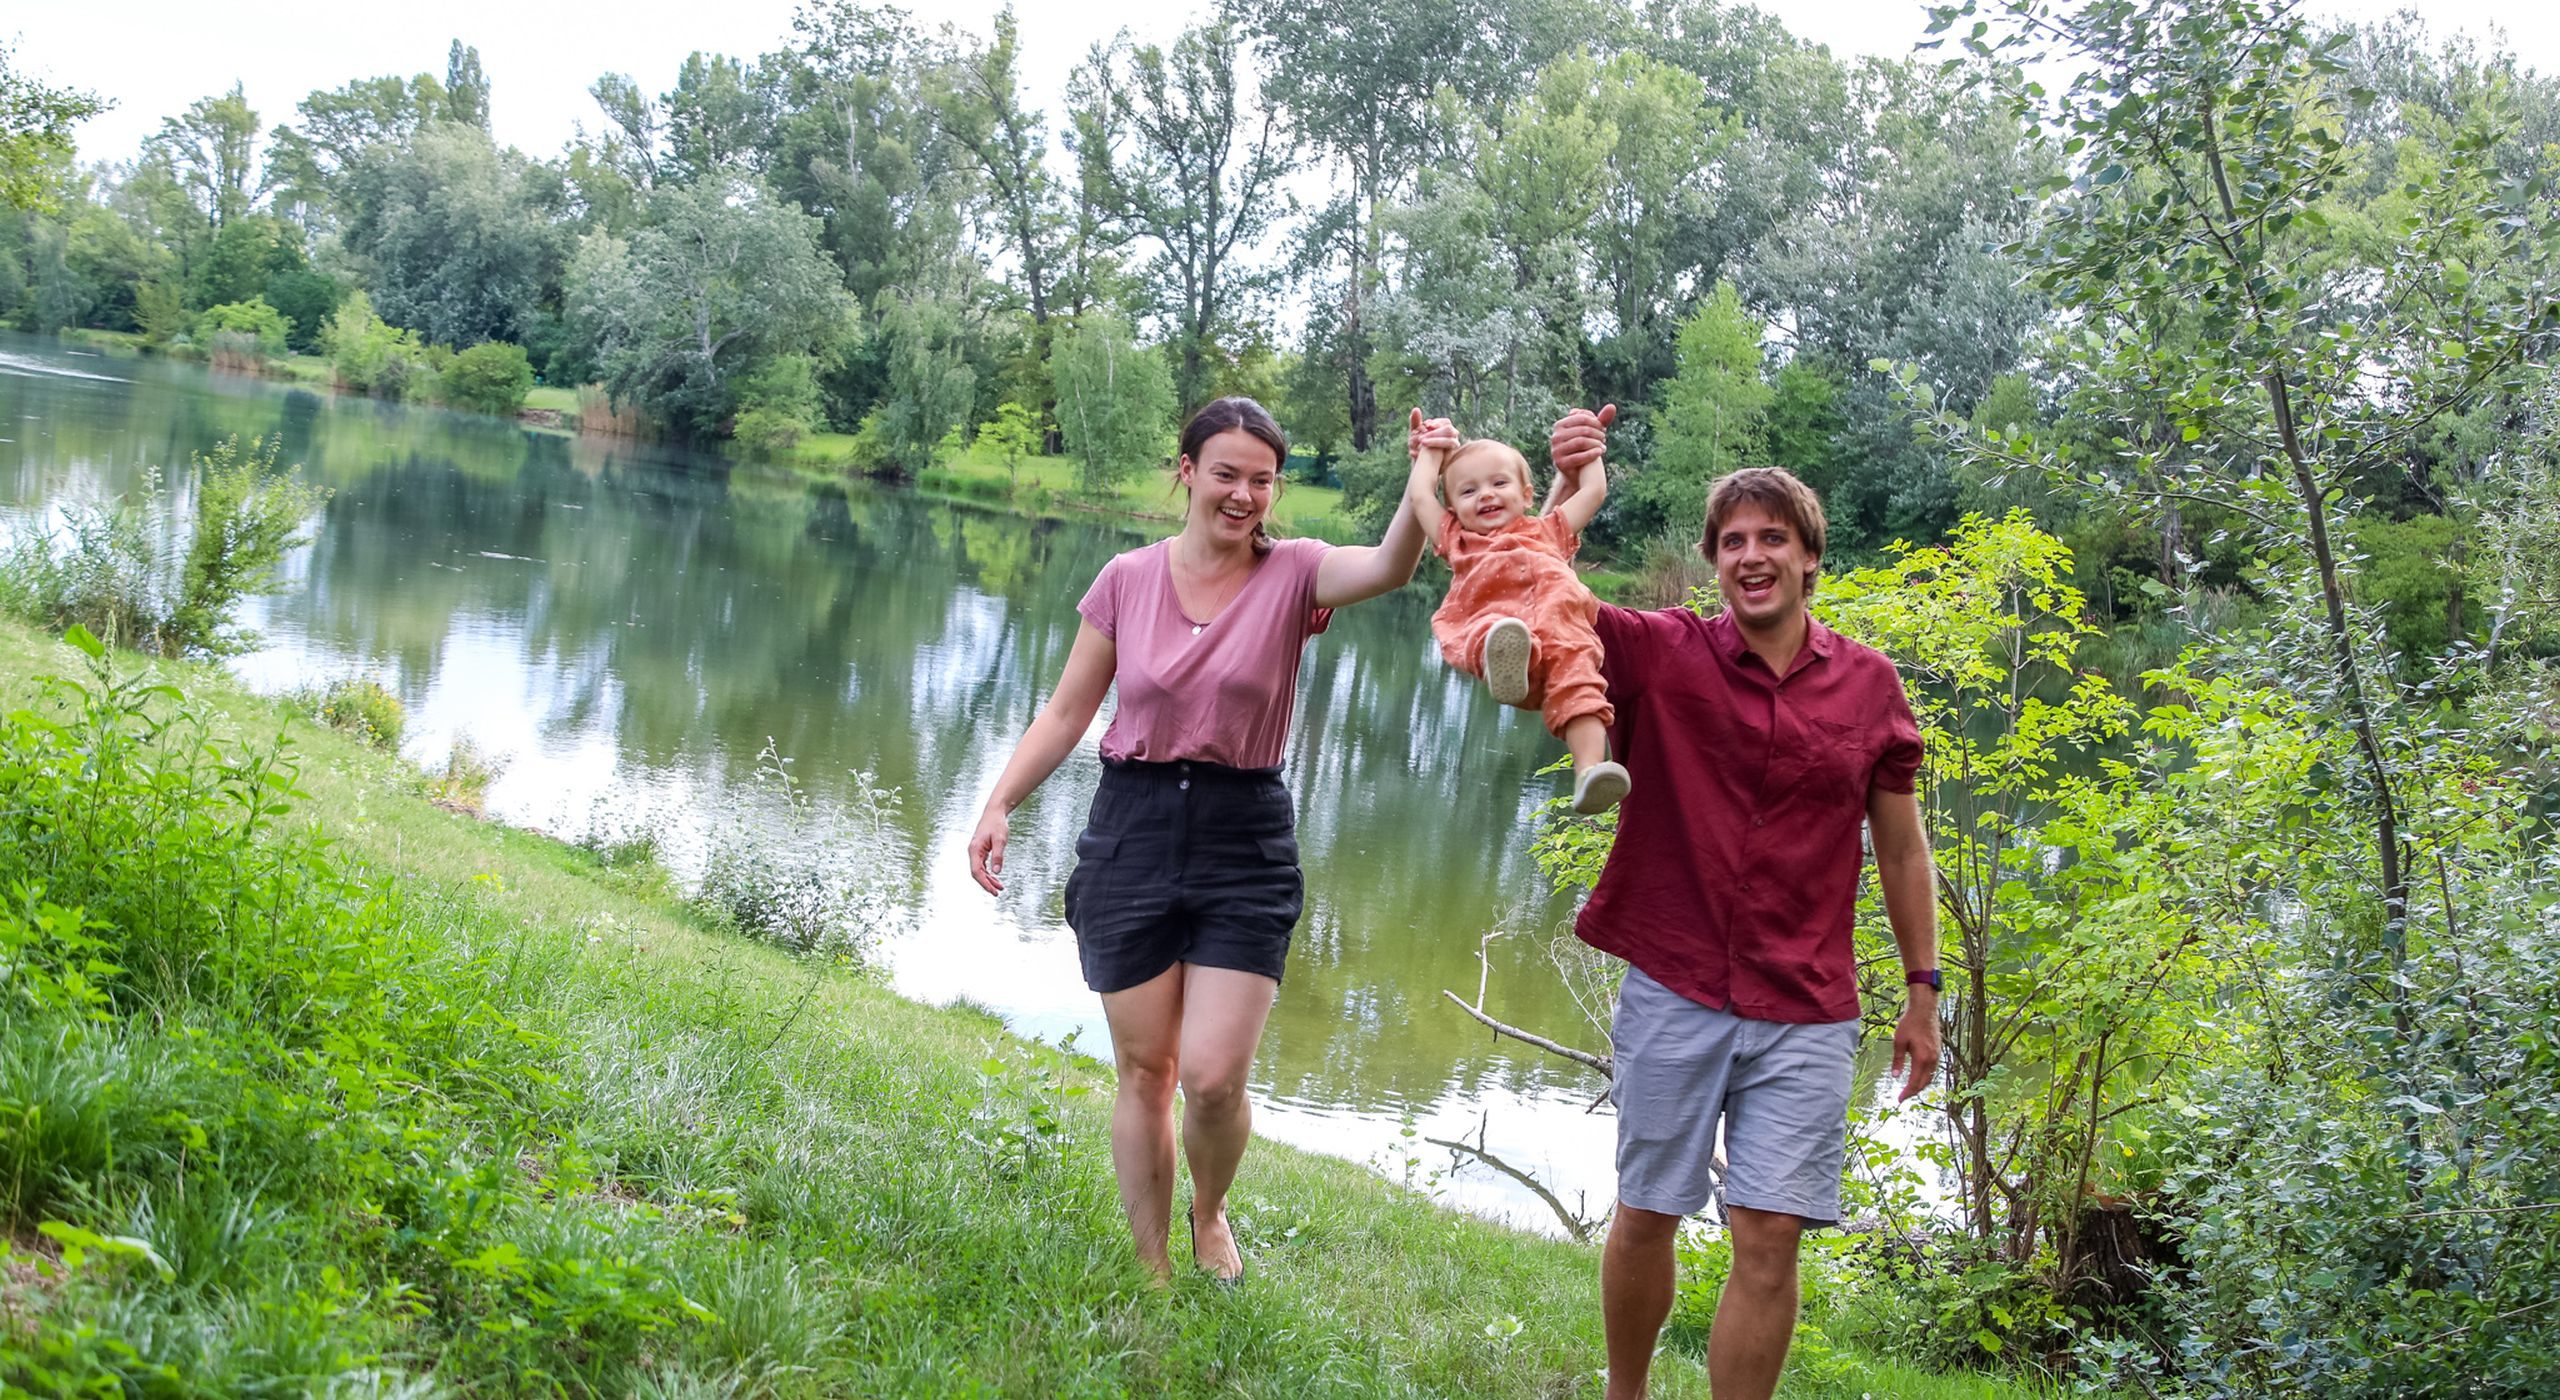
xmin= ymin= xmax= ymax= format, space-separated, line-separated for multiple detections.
xmin=977 ymin=399 xmax=1044 ymax=492
xmin=265 ymin=72 xmax=450 ymax=232
xmin=339 ymin=123 xmax=563 ymax=347
xmin=1636 ymin=279 xmax=1772 ymax=539
xmin=874 ymin=292 xmax=977 ymax=475
xmin=0 ymin=43 xmax=108 ymax=213
xmin=1052 ymin=311 xmax=1175 ymax=493
xmin=565 ymin=177 xmax=849 ymax=438
xmin=1237 ymin=0 xmax=1575 ymax=452
xmin=146 ymin=85 xmax=261 ymax=232
xmin=1072 ymin=22 xmax=1294 ymax=412
xmin=444 ymin=41 xmax=491 ymax=129
xmin=931 ymin=9 xmax=1065 ymax=332
xmin=665 ymin=53 xmax=769 ymax=184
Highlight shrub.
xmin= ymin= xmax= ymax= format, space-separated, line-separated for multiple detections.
xmin=193 ymin=297 xmax=291 ymax=363
xmin=1 ymin=436 xmax=327 ymax=657
xmin=312 ymin=677 xmax=404 ymax=750
xmin=442 ymin=341 xmax=536 ymax=417
xmin=430 ymin=736 xmax=503 ymax=815
xmin=730 ymin=353 xmax=823 ymax=453
xmin=323 ymin=291 xmax=433 ymax=400
xmin=690 ymin=741 xmax=897 ymax=962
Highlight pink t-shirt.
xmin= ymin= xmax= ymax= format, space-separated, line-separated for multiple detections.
xmin=1077 ymin=536 xmax=1334 ymax=769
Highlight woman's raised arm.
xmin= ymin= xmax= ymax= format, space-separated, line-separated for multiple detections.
xmin=968 ymin=620 xmax=1118 ymax=893
xmin=1314 ymin=412 xmax=1459 ymax=609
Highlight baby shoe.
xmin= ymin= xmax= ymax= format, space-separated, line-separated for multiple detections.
xmin=1573 ymin=760 xmax=1631 ymax=814
xmin=1481 ymin=617 xmax=1533 ymax=707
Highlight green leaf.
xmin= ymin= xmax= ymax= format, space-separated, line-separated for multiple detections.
xmin=63 ymin=625 xmax=106 ymax=659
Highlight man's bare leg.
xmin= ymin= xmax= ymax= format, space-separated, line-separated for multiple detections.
xmin=1708 ymin=1204 xmax=1805 ymax=1400
xmin=1602 ymin=1203 xmax=1680 ymax=1399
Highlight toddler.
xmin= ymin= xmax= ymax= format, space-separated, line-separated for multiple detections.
xmin=1406 ymin=413 xmax=1629 ymax=813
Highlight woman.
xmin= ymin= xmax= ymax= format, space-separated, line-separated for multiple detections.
xmin=968 ymin=397 xmax=1447 ymax=1281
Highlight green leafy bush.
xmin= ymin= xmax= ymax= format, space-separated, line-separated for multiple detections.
xmin=311 ymin=676 xmax=404 ymax=749
xmin=730 ymin=352 xmax=824 ymax=452
xmin=1 ymin=436 xmax=327 ymax=657
xmin=191 ymin=297 xmax=290 ymax=357
xmin=441 ymin=341 xmax=536 ymax=416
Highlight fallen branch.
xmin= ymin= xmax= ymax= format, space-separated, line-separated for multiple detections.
xmin=1425 ymin=1133 xmax=1600 ymax=1243
xmin=1441 ymin=989 xmax=1612 ymax=1076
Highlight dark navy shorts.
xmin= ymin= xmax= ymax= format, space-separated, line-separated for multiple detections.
xmin=1063 ymin=759 xmax=1304 ymax=994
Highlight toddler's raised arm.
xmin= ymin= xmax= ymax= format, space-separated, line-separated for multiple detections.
xmin=1404 ymin=408 xmax=1456 ymax=540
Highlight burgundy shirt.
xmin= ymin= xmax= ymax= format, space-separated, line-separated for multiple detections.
xmin=1576 ymin=606 xmax=1923 ymax=1023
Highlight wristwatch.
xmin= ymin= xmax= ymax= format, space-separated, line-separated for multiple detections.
xmin=1906 ymin=968 xmax=1943 ymax=993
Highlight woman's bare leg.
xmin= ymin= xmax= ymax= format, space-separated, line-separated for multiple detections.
xmin=1176 ymin=963 xmax=1280 ymax=1278
xmin=1099 ymin=966 xmax=1187 ymax=1280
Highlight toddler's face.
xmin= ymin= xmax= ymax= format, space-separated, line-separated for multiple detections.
xmin=1444 ymin=446 xmax=1534 ymax=533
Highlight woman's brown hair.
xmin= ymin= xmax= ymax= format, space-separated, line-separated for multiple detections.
xmin=1177 ymin=397 xmax=1290 ymax=556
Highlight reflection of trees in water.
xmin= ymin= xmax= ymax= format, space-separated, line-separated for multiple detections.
xmin=4 ymin=352 xmax=1634 ymax=1130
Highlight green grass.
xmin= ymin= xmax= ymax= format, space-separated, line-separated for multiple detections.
xmin=523 ymin=383 xmax=581 ymax=414
xmin=0 ymin=623 xmax=2047 ymax=1393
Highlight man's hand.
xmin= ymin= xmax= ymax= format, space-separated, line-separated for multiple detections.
xmin=1548 ymin=403 xmax=1616 ymax=482
xmin=1892 ymin=989 xmax=1941 ymax=1103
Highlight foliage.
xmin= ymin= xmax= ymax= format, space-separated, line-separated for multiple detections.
xmin=441 ymin=340 xmax=536 ymax=417
xmin=730 ymin=352 xmax=825 ymax=453
xmin=191 ymin=296 xmax=289 ymax=356
xmin=337 ymin=122 xmax=562 ymax=349
xmin=873 ymin=293 xmax=977 ymax=475
xmin=0 ymin=44 xmax=108 ymax=213
xmin=309 ymin=676 xmax=404 ymax=750
xmin=323 ymin=290 xmax=435 ymax=400
xmin=691 ymin=740 xmax=899 ymax=963
xmin=1634 ymin=279 xmax=1772 ymax=541
xmin=566 ymin=179 xmax=849 ymax=439
xmin=1 ymin=436 xmax=327 ymax=658
xmin=1070 ymin=20 xmax=1295 ymax=411
xmin=1051 ymin=312 xmax=1174 ymax=494
xmin=977 ymin=399 xmax=1046 ymax=491
xmin=431 ymin=735 xmax=502 ymax=815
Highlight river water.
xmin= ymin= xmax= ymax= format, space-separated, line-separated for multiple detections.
xmin=0 ymin=333 xmax=1926 ymax=1234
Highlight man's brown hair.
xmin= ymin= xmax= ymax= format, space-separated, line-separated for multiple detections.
xmin=1702 ymin=466 xmax=1828 ymax=563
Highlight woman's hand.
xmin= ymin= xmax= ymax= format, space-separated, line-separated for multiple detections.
xmin=1407 ymin=409 xmax=1460 ymax=461
xmin=968 ymin=803 xmax=1011 ymax=894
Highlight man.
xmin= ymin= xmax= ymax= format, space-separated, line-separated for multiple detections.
xmin=1549 ymin=407 xmax=1941 ymax=1400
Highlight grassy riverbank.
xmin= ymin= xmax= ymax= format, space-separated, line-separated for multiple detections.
xmin=0 ymin=618 xmax=2050 ymax=1396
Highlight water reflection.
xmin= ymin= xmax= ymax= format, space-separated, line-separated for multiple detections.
xmin=3 ymin=332 xmax=1721 ymax=1231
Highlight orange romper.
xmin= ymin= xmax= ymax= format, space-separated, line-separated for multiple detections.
xmin=1430 ymin=510 xmax=1614 ymax=738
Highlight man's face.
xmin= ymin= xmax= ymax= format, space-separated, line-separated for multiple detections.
xmin=1709 ymin=504 xmax=1817 ymax=630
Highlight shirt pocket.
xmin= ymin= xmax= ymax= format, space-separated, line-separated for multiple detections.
xmin=1796 ymin=714 xmax=1879 ymax=807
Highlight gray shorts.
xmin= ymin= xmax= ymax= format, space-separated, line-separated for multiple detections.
xmin=1610 ymin=965 xmax=1860 ymax=1224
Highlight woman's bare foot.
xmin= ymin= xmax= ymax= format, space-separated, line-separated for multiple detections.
xmin=1190 ymin=1201 xmax=1243 ymax=1283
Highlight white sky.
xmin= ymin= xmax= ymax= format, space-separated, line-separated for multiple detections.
xmin=13 ymin=1 xmax=2557 ymax=169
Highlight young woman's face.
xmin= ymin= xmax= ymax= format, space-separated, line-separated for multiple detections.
xmin=1444 ymin=448 xmax=1534 ymax=532
xmin=1180 ymin=428 xmax=1281 ymax=546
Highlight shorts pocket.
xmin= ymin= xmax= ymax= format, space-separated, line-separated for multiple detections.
xmin=1254 ymin=833 xmax=1299 ymax=867
xmin=1063 ymin=830 xmax=1122 ymax=930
